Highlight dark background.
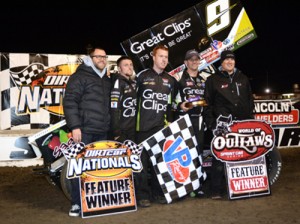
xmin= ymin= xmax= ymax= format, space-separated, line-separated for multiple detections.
xmin=0 ymin=0 xmax=298 ymax=94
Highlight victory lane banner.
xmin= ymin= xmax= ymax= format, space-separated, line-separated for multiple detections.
xmin=121 ymin=0 xmax=256 ymax=76
xmin=63 ymin=140 xmax=143 ymax=218
xmin=211 ymin=115 xmax=275 ymax=199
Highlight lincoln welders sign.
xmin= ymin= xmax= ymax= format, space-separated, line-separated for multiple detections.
xmin=121 ymin=0 xmax=256 ymax=76
xmin=211 ymin=115 xmax=275 ymax=199
xmin=254 ymin=100 xmax=299 ymax=126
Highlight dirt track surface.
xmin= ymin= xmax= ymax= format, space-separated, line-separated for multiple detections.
xmin=1 ymin=147 xmax=300 ymax=224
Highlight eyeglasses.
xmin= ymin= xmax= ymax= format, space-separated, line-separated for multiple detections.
xmin=91 ymin=55 xmax=108 ymax=59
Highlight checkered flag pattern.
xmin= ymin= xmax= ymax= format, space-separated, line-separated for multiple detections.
xmin=9 ymin=63 xmax=44 ymax=87
xmin=61 ymin=138 xmax=85 ymax=160
xmin=141 ymin=114 xmax=207 ymax=203
xmin=123 ymin=139 xmax=143 ymax=155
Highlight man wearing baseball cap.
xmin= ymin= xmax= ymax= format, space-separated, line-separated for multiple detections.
xmin=176 ymin=49 xmax=213 ymax=198
xmin=203 ymin=49 xmax=254 ymax=199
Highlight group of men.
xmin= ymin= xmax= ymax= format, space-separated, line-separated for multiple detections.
xmin=63 ymin=44 xmax=254 ymax=217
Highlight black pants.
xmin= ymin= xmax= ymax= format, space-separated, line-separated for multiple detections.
xmin=71 ymin=132 xmax=107 ymax=206
xmin=210 ymin=156 xmax=226 ymax=195
xmin=190 ymin=115 xmax=205 ymax=155
xmin=135 ymin=126 xmax=164 ymax=201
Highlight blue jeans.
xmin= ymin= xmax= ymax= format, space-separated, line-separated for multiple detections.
xmin=71 ymin=132 xmax=107 ymax=206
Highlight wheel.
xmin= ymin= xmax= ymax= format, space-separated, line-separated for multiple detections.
xmin=265 ymin=146 xmax=282 ymax=185
xmin=60 ymin=160 xmax=72 ymax=201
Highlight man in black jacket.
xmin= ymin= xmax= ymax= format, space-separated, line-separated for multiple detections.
xmin=63 ymin=46 xmax=111 ymax=217
xmin=204 ymin=50 xmax=254 ymax=199
xmin=110 ymin=55 xmax=137 ymax=142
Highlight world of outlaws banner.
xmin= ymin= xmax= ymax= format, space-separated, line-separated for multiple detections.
xmin=211 ymin=115 xmax=275 ymax=199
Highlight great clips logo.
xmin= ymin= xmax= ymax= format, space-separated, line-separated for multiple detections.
xmin=163 ymin=136 xmax=192 ymax=183
xmin=211 ymin=116 xmax=275 ymax=162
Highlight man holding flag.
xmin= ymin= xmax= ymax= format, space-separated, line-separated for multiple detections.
xmin=135 ymin=44 xmax=178 ymax=207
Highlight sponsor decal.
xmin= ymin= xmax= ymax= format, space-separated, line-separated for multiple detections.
xmin=163 ymin=136 xmax=191 ymax=183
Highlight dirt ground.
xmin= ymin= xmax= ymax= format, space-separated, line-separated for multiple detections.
xmin=1 ymin=147 xmax=300 ymax=224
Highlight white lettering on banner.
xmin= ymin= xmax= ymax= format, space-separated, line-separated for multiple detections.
xmin=213 ymin=132 xmax=274 ymax=154
xmin=232 ymin=177 xmax=266 ymax=191
xmin=17 ymin=86 xmax=65 ymax=113
xmin=67 ymin=155 xmax=142 ymax=177
xmin=256 ymin=114 xmax=293 ymax=123
xmin=44 ymin=75 xmax=69 ymax=86
xmin=130 ymin=19 xmax=192 ymax=54
xmin=254 ymin=101 xmax=291 ymax=113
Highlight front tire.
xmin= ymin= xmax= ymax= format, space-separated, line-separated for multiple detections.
xmin=265 ymin=147 xmax=282 ymax=185
xmin=60 ymin=161 xmax=72 ymax=201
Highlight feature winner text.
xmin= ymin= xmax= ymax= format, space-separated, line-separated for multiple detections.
xmin=229 ymin=164 xmax=268 ymax=192
xmin=85 ymin=179 xmax=131 ymax=209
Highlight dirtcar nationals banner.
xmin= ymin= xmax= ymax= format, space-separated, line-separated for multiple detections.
xmin=121 ymin=0 xmax=256 ymax=75
xmin=63 ymin=140 xmax=142 ymax=218
xmin=0 ymin=53 xmax=119 ymax=131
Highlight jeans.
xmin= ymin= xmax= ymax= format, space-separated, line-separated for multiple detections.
xmin=71 ymin=132 xmax=107 ymax=206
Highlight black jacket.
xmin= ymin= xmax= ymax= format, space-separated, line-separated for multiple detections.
xmin=176 ymin=69 xmax=206 ymax=117
xmin=136 ymin=68 xmax=177 ymax=132
xmin=204 ymin=68 xmax=254 ymax=130
xmin=63 ymin=63 xmax=111 ymax=134
xmin=110 ymin=73 xmax=137 ymax=134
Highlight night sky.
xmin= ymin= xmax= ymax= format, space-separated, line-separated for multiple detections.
xmin=0 ymin=0 xmax=298 ymax=94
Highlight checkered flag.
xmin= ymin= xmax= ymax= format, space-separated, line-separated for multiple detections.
xmin=141 ymin=114 xmax=207 ymax=203
xmin=9 ymin=62 xmax=44 ymax=87
xmin=123 ymin=139 xmax=143 ymax=155
xmin=61 ymin=138 xmax=85 ymax=160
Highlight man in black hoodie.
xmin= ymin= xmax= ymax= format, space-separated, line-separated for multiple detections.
xmin=204 ymin=50 xmax=254 ymax=199
xmin=63 ymin=46 xmax=111 ymax=217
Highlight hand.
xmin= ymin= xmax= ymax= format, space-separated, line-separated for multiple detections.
xmin=181 ymin=102 xmax=192 ymax=112
xmin=72 ymin=128 xmax=82 ymax=143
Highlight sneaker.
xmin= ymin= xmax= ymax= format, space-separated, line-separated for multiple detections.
xmin=69 ymin=204 xmax=81 ymax=217
xmin=211 ymin=194 xmax=222 ymax=200
xmin=190 ymin=190 xmax=205 ymax=198
xmin=190 ymin=191 xmax=197 ymax=198
xmin=197 ymin=190 xmax=205 ymax=197
xmin=138 ymin=199 xmax=151 ymax=207
xmin=154 ymin=195 xmax=167 ymax=204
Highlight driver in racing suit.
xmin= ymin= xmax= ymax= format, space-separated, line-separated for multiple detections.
xmin=135 ymin=44 xmax=177 ymax=207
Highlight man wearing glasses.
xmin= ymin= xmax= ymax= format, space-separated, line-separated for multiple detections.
xmin=63 ymin=46 xmax=111 ymax=217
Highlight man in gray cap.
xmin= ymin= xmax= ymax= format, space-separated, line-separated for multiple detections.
xmin=175 ymin=49 xmax=211 ymax=198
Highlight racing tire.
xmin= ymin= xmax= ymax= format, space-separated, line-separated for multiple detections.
xmin=265 ymin=146 xmax=282 ymax=185
xmin=60 ymin=160 xmax=72 ymax=201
